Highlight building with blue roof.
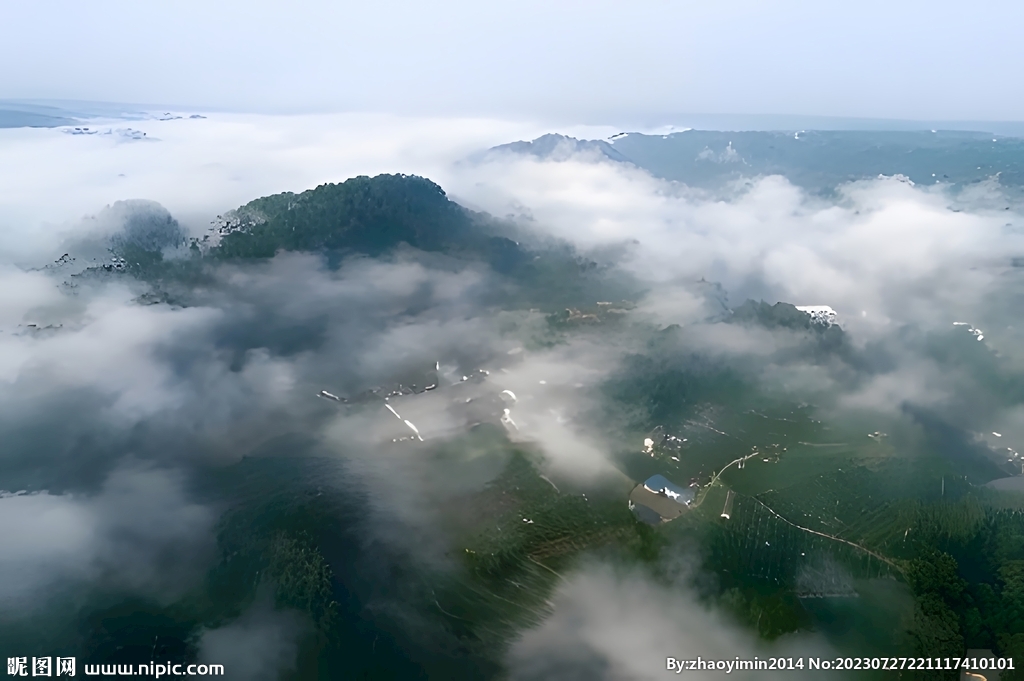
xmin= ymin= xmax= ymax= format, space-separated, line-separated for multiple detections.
xmin=628 ymin=473 xmax=695 ymax=525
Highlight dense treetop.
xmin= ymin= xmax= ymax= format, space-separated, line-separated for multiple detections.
xmin=211 ymin=174 xmax=522 ymax=268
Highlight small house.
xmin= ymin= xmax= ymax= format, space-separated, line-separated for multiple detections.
xmin=629 ymin=474 xmax=694 ymax=525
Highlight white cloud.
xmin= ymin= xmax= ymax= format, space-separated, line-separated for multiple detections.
xmin=0 ymin=285 xmax=222 ymax=420
xmin=451 ymin=154 xmax=1023 ymax=342
xmin=508 ymin=563 xmax=835 ymax=681
xmin=2 ymin=111 xmax=1022 ymax=672
xmin=0 ymin=114 xmax=555 ymax=263
xmin=0 ymin=465 xmax=214 ymax=614
xmin=198 ymin=599 xmax=305 ymax=681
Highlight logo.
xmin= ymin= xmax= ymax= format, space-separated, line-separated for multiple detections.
xmin=7 ymin=658 xmax=75 ymax=677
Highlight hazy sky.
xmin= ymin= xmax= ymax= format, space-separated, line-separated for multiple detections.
xmin=4 ymin=0 xmax=1023 ymax=123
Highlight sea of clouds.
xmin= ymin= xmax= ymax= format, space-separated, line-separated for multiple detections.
xmin=1 ymin=112 xmax=1022 ymax=678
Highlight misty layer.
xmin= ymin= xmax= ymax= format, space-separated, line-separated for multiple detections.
xmin=2 ymin=118 xmax=1024 ymax=679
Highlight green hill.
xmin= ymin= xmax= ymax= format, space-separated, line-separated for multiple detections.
xmin=211 ymin=174 xmax=526 ymax=272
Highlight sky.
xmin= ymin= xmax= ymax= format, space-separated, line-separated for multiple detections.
xmin=4 ymin=0 xmax=1024 ymax=123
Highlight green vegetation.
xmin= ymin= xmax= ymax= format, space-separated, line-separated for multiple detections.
xmin=84 ymin=174 xmax=641 ymax=315
xmin=462 ymin=452 xmax=641 ymax=578
xmin=729 ymin=299 xmax=850 ymax=359
xmin=587 ymin=311 xmax=1024 ymax=666
xmin=42 ymin=171 xmax=1024 ymax=673
xmin=730 ymin=300 xmax=823 ymax=331
xmin=211 ymin=174 xmax=493 ymax=261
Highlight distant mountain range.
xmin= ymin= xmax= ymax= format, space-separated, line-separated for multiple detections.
xmin=488 ymin=130 xmax=1024 ymax=196
xmin=0 ymin=105 xmax=78 ymax=128
xmin=489 ymin=133 xmax=631 ymax=163
xmin=0 ymin=100 xmax=205 ymax=129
